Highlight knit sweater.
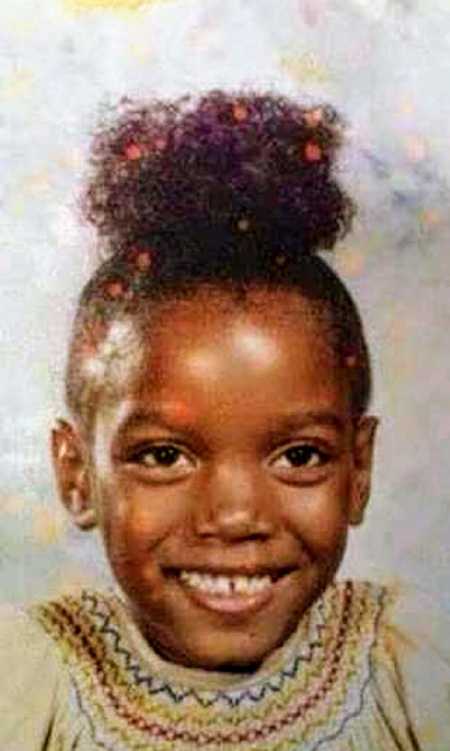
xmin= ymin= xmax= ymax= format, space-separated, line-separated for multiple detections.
xmin=1 ymin=580 xmax=449 ymax=750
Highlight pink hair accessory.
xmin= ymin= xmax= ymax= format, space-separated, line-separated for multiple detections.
xmin=304 ymin=141 xmax=322 ymax=162
xmin=232 ymin=102 xmax=248 ymax=122
xmin=123 ymin=142 xmax=143 ymax=161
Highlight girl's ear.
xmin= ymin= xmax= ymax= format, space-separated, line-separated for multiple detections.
xmin=349 ymin=416 xmax=379 ymax=526
xmin=51 ymin=419 xmax=97 ymax=530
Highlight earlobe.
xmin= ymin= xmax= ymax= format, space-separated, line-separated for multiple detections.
xmin=67 ymin=489 xmax=97 ymax=530
xmin=51 ymin=419 xmax=97 ymax=531
xmin=349 ymin=482 xmax=370 ymax=525
xmin=349 ymin=415 xmax=379 ymax=526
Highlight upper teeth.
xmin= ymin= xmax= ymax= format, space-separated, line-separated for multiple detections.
xmin=179 ymin=570 xmax=272 ymax=596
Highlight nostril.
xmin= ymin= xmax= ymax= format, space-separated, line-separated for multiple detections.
xmin=195 ymin=509 xmax=273 ymax=542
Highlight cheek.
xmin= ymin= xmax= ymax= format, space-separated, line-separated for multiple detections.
xmin=97 ymin=476 xmax=185 ymax=559
xmin=284 ymin=474 xmax=352 ymax=557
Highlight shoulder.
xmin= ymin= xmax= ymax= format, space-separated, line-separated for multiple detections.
xmin=383 ymin=584 xmax=450 ymax=719
xmin=0 ymin=601 xmax=63 ymax=677
xmin=333 ymin=578 xmax=450 ymax=662
xmin=0 ymin=603 xmax=68 ymax=750
xmin=381 ymin=582 xmax=450 ymax=664
xmin=350 ymin=580 xmax=450 ymax=749
xmin=0 ymin=590 xmax=128 ymax=751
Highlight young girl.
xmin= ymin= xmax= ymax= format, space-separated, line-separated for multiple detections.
xmin=1 ymin=91 xmax=449 ymax=750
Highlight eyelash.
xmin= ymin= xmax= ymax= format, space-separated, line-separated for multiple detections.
xmin=128 ymin=444 xmax=193 ymax=469
xmin=271 ymin=444 xmax=329 ymax=470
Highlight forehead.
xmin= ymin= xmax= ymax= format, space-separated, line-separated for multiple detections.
xmin=144 ymin=285 xmax=335 ymax=352
xmin=128 ymin=286 xmax=347 ymax=407
xmin=85 ymin=286 xmax=353 ymax=437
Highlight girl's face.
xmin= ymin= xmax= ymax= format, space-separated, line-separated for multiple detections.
xmin=55 ymin=287 xmax=377 ymax=671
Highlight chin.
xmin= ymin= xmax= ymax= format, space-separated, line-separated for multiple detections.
xmin=167 ymin=620 xmax=293 ymax=672
xmin=181 ymin=641 xmax=274 ymax=672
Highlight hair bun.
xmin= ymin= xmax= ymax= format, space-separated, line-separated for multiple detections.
xmin=82 ymin=91 xmax=354 ymax=262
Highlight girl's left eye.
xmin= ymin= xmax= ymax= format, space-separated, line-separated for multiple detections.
xmin=270 ymin=444 xmax=329 ymax=474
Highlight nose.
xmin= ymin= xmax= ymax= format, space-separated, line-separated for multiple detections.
xmin=192 ymin=459 xmax=275 ymax=542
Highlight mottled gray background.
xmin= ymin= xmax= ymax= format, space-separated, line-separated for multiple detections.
xmin=1 ymin=0 xmax=449 ymax=608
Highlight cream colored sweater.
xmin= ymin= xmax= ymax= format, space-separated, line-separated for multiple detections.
xmin=1 ymin=580 xmax=449 ymax=750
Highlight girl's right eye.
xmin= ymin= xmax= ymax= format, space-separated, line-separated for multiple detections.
xmin=126 ymin=444 xmax=196 ymax=482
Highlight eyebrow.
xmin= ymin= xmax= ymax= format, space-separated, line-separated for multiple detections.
xmin=115 ymin=405 xmax=346 ymax=438
xmin=269 ymin=410 xmax=345 ymax=432
xmin=114 ymin=405 xmax=198 ymax=440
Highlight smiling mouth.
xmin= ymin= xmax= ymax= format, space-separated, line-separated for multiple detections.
xmin=180 ymin=569 xmax=274 ymax=595
xmin=170 ymin=567 xmax=296 ymax=615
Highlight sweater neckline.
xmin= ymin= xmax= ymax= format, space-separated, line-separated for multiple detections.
xmin=109 ymin=584 xmax=326 ymax=693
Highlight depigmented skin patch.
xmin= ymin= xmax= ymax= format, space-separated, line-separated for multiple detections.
xmin=83 ymin=319 xmax=143 ymax=394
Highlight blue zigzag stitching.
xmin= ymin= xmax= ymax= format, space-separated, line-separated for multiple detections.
xmin=71 ymin=676 xmax=115 ymax=751
xmin=297 ymin=585 xmax=386 ymax=751
xmin=70 ymin=585 xmax=384 ymax=751
xmin=80 ymin=589 xmax=328 ymax=709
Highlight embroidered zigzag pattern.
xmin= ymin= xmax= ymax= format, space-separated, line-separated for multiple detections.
xmin=31 ymin=581 xmax=385 ymax=750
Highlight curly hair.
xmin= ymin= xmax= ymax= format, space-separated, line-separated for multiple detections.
xmin=66 ymin=90 xmax=370 ymax=423
xmin=83 ymin=91 xmax=353 ymax=263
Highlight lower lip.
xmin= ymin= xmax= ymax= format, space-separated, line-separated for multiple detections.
xmin=176 ymin=578 xmax=277 ymax=616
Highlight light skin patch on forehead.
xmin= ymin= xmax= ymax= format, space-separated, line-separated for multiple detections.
xmin=81 ymin=318 xmax=144 ymax=410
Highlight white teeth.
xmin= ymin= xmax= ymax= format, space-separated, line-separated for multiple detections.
xmin=234 ymin=576 xmax=249 ymax=594
xmin=216 ymin=576 xmax=232 ymax=595
xmin=191 ymin=572 xmax=202 ymax=588
xmin=255 ymin=575 xmax=272 ymax=593
xmin=179 ymin=570 xmax=273 ymax=596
